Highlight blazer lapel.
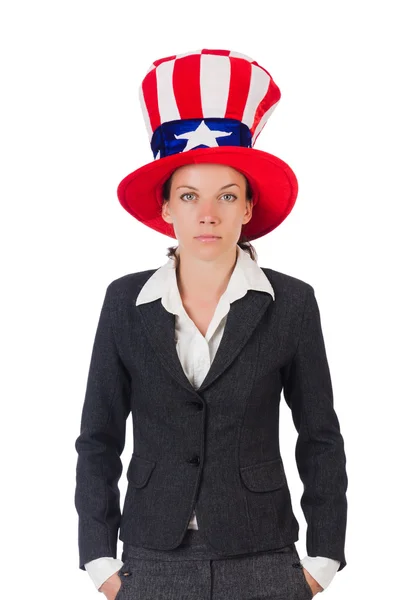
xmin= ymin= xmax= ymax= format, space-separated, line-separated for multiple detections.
xmin=136 ymin=290 xmax=273 ymax=395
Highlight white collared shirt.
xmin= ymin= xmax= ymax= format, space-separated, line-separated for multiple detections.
xmin=84 ymin=245 xmax=340 ymax=591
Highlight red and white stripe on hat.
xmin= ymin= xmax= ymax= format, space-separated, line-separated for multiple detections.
xmin=139 ymin=48 xmax=281 ymax=148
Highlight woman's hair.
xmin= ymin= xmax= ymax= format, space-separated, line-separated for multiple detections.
xmin=161 ymin=170 xmax=258 ymax=268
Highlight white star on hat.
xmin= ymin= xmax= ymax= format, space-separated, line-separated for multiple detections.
xmin=174 ymin=120 xmax=232 ymax=151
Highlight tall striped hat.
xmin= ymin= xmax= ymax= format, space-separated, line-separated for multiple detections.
xmin=117 ymin=48 xmax=298 ymax=241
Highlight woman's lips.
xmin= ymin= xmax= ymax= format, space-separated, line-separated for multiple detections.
xmin=194 ymin=236 xmax=221 ymax=242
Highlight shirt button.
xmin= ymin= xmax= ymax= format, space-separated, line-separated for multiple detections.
xmin=187 ymin=455 xmax=200 ymax=465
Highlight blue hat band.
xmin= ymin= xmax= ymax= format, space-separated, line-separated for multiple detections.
xmin=151 ymin=118 xmax=253 ymax=160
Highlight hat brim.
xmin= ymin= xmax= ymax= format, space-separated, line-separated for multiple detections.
xmin=117 ymin=146 xmax=298 ymax=242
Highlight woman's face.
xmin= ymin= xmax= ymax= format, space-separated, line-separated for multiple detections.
xmin=161 ymin=163 xmax=253 ymax=259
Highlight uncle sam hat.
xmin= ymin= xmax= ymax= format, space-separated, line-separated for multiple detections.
xmin=117 ymin=48 xmax=298 ymax=241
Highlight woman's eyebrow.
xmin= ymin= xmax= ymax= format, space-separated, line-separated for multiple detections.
xmin=176 ymin=183 xmax=240 ymax=190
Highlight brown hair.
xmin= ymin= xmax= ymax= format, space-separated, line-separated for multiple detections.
xmin=161 ymin=170 xmax=258 ymax=268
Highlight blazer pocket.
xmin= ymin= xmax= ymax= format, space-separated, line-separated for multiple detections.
xmin=126 ymin=453 xmax=157 ymax=488
xmin=239 ymin=457 xmax=287 ymax=492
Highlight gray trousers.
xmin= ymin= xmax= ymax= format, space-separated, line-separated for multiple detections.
xmin=114 ymin=529 xmax=314 ymax=599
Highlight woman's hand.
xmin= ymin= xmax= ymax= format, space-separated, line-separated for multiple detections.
xmin=302 ymin=567 xmax=324 ymax=596
xmin=98 ymin=571 xmax=122 ymax=599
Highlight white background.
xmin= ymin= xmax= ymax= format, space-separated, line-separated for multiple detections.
xmin=1 ymin=1 xmax=396 ymax=598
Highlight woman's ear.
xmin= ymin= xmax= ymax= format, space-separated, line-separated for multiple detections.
xmin=161 ymin=201 xmax=173 ymax=224
xmin=243 ymin=201 xmax=253 ymax=225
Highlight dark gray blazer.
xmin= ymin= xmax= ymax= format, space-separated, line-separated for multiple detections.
xmin=74 ymin=266 xmax=348 ymax=572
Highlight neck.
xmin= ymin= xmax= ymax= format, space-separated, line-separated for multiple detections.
xmin=176 ymin=246 xmax=238 ymax=303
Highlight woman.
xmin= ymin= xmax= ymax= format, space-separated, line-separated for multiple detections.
xmin=75 ymin=49 xmax=348 ymax=599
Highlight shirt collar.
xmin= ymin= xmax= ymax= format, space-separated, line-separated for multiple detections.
xmin=136 ymin=245 xmax=275 ymax=316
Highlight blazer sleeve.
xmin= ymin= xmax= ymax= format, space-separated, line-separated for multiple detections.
xmin=281 ymin=284 xmax=348 ymax=571
xmin=74 ymin=283 xmax=131 ymax=570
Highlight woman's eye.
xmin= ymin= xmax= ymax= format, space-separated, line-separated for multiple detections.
xmin=180 ymin=193 xmax=236 ymax=201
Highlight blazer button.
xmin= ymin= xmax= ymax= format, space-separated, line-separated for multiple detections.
xmin=185 ymin=400 xmax=203 ymax=411
xmin=187 ymin=455 xmax=200 ymax=465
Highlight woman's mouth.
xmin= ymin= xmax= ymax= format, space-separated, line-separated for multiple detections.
xmin=194 ymin=236 xmax=222 ymax=242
